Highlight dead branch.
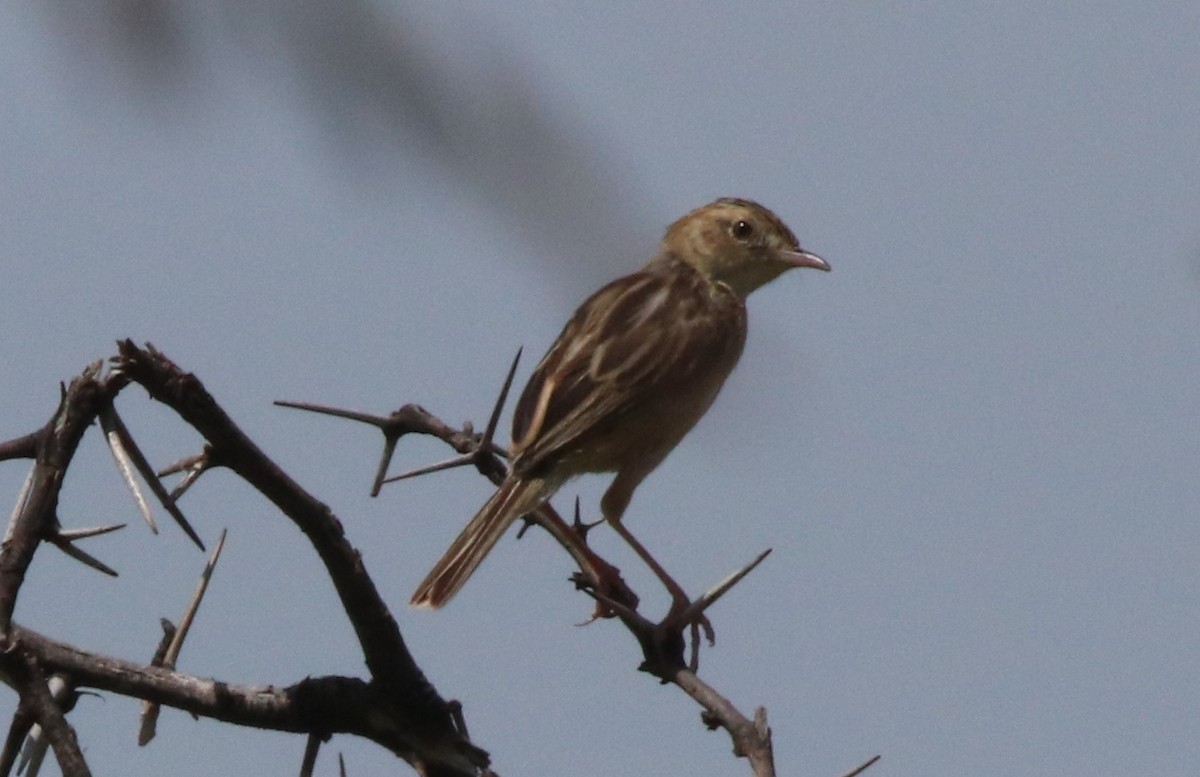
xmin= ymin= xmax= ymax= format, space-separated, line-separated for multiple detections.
xmin=0 ymin=342 xmax=877 ymax=777
xmin=289 ymin=364 xmax=808 ymax=776
xmin=0 ymin=343 xmax=486 ymax=776
xmin=0 ymin=653 xmax=89 ymax=777
xmin=7 ymin=624 xmax=461 ymax=764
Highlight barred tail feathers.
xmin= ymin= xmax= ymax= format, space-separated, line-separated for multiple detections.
xmin=410 ymin=478 xmax=548 ymax=609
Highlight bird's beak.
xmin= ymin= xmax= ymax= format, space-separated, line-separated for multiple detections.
xmin=778 ymin=248 xmax=831 ymax=272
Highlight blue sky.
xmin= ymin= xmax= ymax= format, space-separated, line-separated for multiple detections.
xmin=2 ymin=2 xmax=1198 ymax=775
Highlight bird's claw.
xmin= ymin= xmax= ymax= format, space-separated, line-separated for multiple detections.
xmin=662 ymin=596 xmax=715 ymax=670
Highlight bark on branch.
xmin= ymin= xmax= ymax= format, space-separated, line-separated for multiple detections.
xmin=0 ymin=343 xmax=486 ymax=776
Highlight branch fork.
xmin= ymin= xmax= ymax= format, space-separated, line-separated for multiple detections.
xmin=0 ymin=342 xmax=489 ymax=777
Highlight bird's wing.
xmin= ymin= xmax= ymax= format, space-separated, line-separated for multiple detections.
xmin=510 ymin=263 xmax=746 ymax=476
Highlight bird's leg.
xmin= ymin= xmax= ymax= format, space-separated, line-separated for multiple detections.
xmin=601 ymin=479 xmax=705 ymax=625
xmin=606 ymin=517 xmax=690 ymax=615
xmin=606 ymin=515 xmax=716 ymax=661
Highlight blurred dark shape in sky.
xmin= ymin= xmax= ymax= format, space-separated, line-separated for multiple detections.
xmin=43 ymin=0 xmax=647 ymax=284
xmin=49 ymin=0 xmax=193 ymax=93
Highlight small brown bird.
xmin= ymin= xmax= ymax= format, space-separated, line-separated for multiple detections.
xmin=411 ymin=198 xmax=829 ymax=609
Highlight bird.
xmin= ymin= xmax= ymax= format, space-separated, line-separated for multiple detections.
xmin=411 ymin=198 xmax=829 ymax=610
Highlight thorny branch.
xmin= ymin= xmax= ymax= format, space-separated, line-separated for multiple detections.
xmin=274 ymin=393 xmax=639 ymax=618
xmin=0 ymin=343 xmax=878 ymax=777
xmin=0 ymin=655 xmax=89 ymax=777
xmin=0 ymin=342 xmax=486 ymax=777
xmin=280 ymin=353 xmax=879 ymax=777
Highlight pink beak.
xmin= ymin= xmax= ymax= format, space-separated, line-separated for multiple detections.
xmin=779 ymin=248 xmax=831 ymax=272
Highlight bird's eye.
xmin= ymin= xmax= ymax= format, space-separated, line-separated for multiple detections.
xmin=731 ymin=220 xmax=754 ymax=241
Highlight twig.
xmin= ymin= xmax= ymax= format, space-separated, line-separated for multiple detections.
xmin=838 ymin=754 xmax=881 ymax=777
xmin=149 ymin=619 xmax=178 ymax=668
xmin=1 ymin=655 xmax=90 ymax=777
xmin=672 ymin=668 xmax=773 ymax=777
xmin=0 ymin=433 xmax=39 ymax=463
xmin=384 ymin=348 xmax=524 ymax=484
xmin=273 ymin=400 xmax=509 ymax=496
xmin=157 ymin=452 xmax=213 ymax=505
xmin=10 ymin=623 xmax=483 ymax=772
xmin=0 ymin=701 xmax=33 ymax=777
xmin=139 ymin=529 xmax=227 ymax=745
xmin=0 ymin=361 xmax=110 ymax=636
xmin=14 ymin=673 xmax=73 ymax=777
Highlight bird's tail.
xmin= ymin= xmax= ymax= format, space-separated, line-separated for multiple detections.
xmin=410 ymin=477 xmax=548 ymax=609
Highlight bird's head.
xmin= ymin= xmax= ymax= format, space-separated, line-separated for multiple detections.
xmin=661 ymin=198 xmax=829 ymax=298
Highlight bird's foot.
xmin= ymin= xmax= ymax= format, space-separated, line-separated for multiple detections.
xmin=662 ymin=594 xmax=715 ymax=671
